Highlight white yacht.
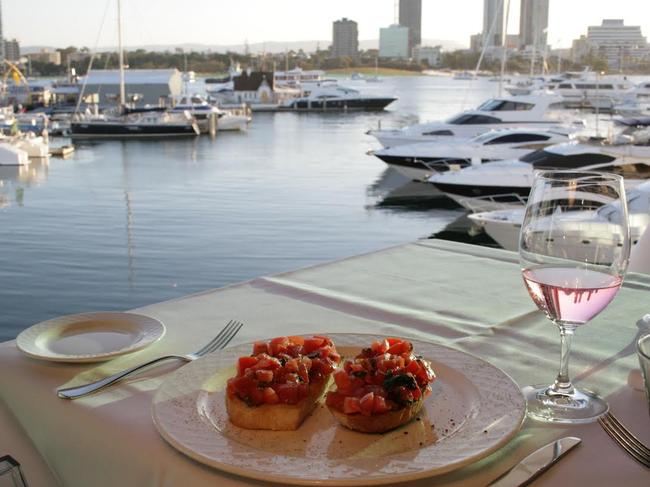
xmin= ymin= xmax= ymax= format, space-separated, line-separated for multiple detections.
xmin=614 ymin=82 xmax=650 ymax=116
xmin=428 ymin=123 xmax=650 ymax=212
xmin=368 ymin=93 xmax=578 ymax=148
xmin=469 ymin=181 xmax=650 ymax=253
xmin=371 ymin=127 xmax=575 ymax=181
xmin=169 ymin=95 xmax=250 ymax=132
xmin=282 ymin=83 xmax=397 ymax=111
xmin=0 ymin=143 xmax=29 ymax=166
xmin=545 ymin=75 xmax=635 ymax=109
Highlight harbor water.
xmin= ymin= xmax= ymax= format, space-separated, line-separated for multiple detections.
xmin=0 ymin=76 xmax=504 ymax=341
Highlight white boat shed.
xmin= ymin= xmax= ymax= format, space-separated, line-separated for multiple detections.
xmin=81 ymin=69 xmax=183 ymax=107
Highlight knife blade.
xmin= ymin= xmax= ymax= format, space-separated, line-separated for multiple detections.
xmin=489 ymin=437 xmax=582 ymax=487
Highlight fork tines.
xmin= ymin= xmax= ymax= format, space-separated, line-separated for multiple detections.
xmin=598 ymin=412 xmax=650 ymax=468
xmin=197 ymin=320 xmax=244 ymax=356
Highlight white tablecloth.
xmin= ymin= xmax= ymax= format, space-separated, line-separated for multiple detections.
xmin=1 ymin=240 xmax=649 ymax=486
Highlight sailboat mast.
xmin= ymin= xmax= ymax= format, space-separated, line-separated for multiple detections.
xmin=117 ymin=0 xmax=126 ymax=108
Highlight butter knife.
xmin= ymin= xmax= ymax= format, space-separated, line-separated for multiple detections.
xmin=490 ymin=437 xmax=582 ymax=487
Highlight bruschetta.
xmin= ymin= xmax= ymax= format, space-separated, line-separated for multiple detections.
xmin=325 ymin=337 xmax=435 ymax=433
xmin=226 ymin=335 xmax=341 ymax=430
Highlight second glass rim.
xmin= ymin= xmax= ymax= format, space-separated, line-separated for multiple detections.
xmin=638 ymin=333 xmax=650 ymax=361
xmin=534 ymin=169 xmax=625 ymax=184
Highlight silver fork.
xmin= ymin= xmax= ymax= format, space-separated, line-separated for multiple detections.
xmin=57 ymin=319 xmax=243 ymax=399
xmin=598 ymin=411 xmax=650 ymax=468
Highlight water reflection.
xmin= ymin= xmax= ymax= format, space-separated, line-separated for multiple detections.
xmin=367 ymin=168 xmax=454 ymax=208
xmin=0 ymin=157 xmax=50 ymax=208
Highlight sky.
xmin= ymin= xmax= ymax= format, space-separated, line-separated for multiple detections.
xmin=3 ymin=0 xmax=650 ymax=50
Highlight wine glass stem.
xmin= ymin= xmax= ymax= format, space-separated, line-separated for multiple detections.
xmin=550 ymin=324 xmax=576 ymax=395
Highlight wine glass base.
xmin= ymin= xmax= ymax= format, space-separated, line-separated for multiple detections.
xmin=522 ymin=384 xmax=609 ymax=424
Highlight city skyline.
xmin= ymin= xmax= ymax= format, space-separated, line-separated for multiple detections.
xmin=3 ymin=0 xmax=650 ymax=50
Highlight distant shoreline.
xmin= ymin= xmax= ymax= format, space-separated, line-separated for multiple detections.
xmin=326 ymin=67 xmax=422 ymax=77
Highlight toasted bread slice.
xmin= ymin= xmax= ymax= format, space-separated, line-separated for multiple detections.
xmin=226 ymin=376 xmax=332 ymax=431
xmin=328 ymin=396 xmax=424 ymax=434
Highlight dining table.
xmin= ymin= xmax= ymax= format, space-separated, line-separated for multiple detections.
xmin=0 ymin=238 xmax=649 ymax=486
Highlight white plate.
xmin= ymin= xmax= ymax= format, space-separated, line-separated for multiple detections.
xmin=16 ymin=312 xmax=165 ymax=363
xmin=152 ymin=333 xmax=525 ymax=485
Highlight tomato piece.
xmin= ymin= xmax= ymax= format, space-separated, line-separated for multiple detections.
xmin=411 ymin=387 xmax=422 ymax=401
xmin=370 ymin=339 xmax=389 ymax=355
xmin=252 ymin=341 xmax=269 ymax=356
xmin=343 ymin=396 xmax=361 ymax=414
xmin=326 ymin=391 xmax=345 ymax=409
xmin=387 ymin=340 xmax=412 ymax=355
xmin=334 ymin=370 xmax=351 ymax=390
xmin=237 ymin=356 xmax=258 ymax=375
xmin=303 ymin=337 xmax=326 ymax=353
xmin=252 ymin=356 xmax=281 ymax=371
xmin=386 ymin=337 xmax=402 ymax=346
xmin=276 ymin=383 xmax=299 ymax=404
xmin=248 ymin=386 xmax=264 ymax=405
xmin=373 ymin=394 xmax=390 ymax=414
xmin=406 ymin=360 xmax=421 ymax=375
xmin=268 ymin=336 xmax=290 ymax=356
xmin=255 ymin=369 xmax=274 ymax=383
xmin=359 ymin=392 xmax=375 ymax=416
xmin=263 ymin=387 xmax=279 ymax=404
xmin=288 ymin=335 xmax=305 ymax=346
xmin=328 ymin=351 xmax=341 ymax=364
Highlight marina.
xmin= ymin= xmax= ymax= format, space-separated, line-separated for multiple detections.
xmin=3 ymin=1 xmax=650 ymax=486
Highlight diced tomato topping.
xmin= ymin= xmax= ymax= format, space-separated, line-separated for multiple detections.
xmin=343 ymin=396 xmax=362 ymax=414
xmin=303 ymin=337 xmax=326 ymax=353
xmin=255 ymin=369 xmax=274 ymax=383
xmin=252 ymin=341 xmax=268 ymax=355
xmin=359 ymin=392 xmax=375 ymax=416
xmin=334 ymin=369 xmax=351 ymax=390
xmin=370 ymin=339 xmax=389 ymax=354
xmin=288 ymin=335 xmax=305 ymax=346
xmin=328 ymin=337 xmax=435 ymax=416
xmin=229 ymin=334 xmax=340 ymax=407
xmin=237 ymin=356 xmax=258 ymax=375
xmin=263 ymin=387 xmax=279 ymax=404
xmin=373 ymin=394 xmax=390 ymax=414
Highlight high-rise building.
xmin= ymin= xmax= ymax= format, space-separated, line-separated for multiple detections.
xmin=379 ymin=25 xmax=410 ymax=59
xmin=519 ymin=0 xmax=549 ymax=49
xmin=587 ymin=19 xmax=649 ymax=70
xmin=4 ymin=39 xmax=19 ymax=61
xmin=483 ymin=0 xmax=506 ymax=47
xmin=331 ymin=18 xmax=359 ymax=58
xmin=399 ymin=0 xmax=422 ymax=56
xmin=0 ymin=0 xmax=4 ymax=67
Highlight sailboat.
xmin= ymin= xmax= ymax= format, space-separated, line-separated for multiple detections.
xmin=69 ymin=0 xmax=199 ymax=139
xmin=366 ymin=57 xmax=382 ymax=83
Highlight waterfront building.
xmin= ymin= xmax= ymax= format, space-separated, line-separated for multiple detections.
xmin=519 ymin=0 xmax=549 ymax=50
xmin=483 ymin=0 xmax=506 ymax=47
xmin=413 ymin=45 xmax=442 ymax=67
xmin=82 ymin=69 xmax=182 ymax=107
xmin=379 ymin=24 xmax=409 ymax=59
xmin=232 ymin=71 xmax=274 ymax=104
xmin=26 ymin=49 xmax=61 ymax=66
xmin=331 ymin=18 xmax=358 ymax=58
xmin=4 ymin=38 xmax=19 ymax=62
xmin=470 ymin=33 xmax=483 ymax=52
xmin=586 ymin=19 xmax=649 ymax=70
xmin=399 ymin=0 xmax=422 ymax=56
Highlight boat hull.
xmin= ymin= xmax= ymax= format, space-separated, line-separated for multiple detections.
xmin=70 ymin=122 xmax=199 ymax=139
xmin=285 ymin=97 xmax=396 ymax=111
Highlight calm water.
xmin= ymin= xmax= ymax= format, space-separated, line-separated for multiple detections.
xmin=0 ymin=76 xmax=501 ymax=341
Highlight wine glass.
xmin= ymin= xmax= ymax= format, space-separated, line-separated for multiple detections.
xmin=519 ymin=170 xmax=631 ymax=423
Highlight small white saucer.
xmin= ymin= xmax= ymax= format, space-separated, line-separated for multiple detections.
xmin=16 ymin=312 xmax=165 ymax=363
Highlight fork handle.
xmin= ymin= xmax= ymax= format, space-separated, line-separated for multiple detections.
xmin=57 ymin=355 xmax=187 ymax=399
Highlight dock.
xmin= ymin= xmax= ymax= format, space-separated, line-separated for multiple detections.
xmin=49 ymin=145 xmax=75 ymax=158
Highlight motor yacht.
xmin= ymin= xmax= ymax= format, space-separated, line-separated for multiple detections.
xmin=545 ymin=75 xmax=634 ymax=109
xmin=469 ymin=180 xmax=650 ymax=253
xmin=614 ymin=81 xmax=650 ymax=116
xmin=428 ymin=119 xmax=650 ymax=212
xmin=371 ymin=127 xmax=576 ymax=181
xmin=282 ymin=83 xmax=397 ymax=111
xmin=0 ymin=143 xmax=29 ymax=166
xmin=367 ymin=93 xmax=579 ymax=148
xmin=169 ymin=95 xmax=250 ymax=132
